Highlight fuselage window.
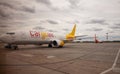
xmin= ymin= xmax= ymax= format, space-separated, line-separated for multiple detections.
xmin=6 ymin=32 xmax=15 ymax=35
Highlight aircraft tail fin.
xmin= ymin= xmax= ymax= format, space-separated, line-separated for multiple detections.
xmin=95 ymin=34 xmax=99 ymax=43
xmin=70 ymin=24 xmax=76 ymax=36
xmin=66 ymin=24 xmax=76 ymax=40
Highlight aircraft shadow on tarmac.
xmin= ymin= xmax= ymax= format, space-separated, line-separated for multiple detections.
xmin=1 ymin=45 xmax=74 ymax=51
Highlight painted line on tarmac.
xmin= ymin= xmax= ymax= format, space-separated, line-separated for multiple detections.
xmin=47 ymin=55 xmax=56 ymax=59
xmin=100 ymin=49 xmax=120 ymax=74
xmin=8 ymin=52 xmax=34 ymax=57
xmin=112 ymin=49 xmax=120 ymax=69
xmin=20 ymin=53 xmax=34 ymax=57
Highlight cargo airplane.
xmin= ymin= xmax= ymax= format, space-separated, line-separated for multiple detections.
xmin=0 ymin=25 xmax=76 ymax=49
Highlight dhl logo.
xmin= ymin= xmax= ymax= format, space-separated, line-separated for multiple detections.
xmin=29 ymin=31 xmax=54 ymax=39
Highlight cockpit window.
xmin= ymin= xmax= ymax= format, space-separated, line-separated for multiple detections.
xmin=6 ymin=32 xmax=15 ymax=35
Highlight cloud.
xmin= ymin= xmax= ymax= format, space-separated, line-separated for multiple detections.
xmin=0 ymin=0 xmax=36 ymax=23
xmin=36 ymin=0 xmax=71 ymax=10
xmin=110 ymin=26 xmax=120 ymax=29
xmin=63 ymin=28 xmax=69 ymax=31
xmin=67 ymin=20 xmax=80 ymax=24
xmin=21 ymin=6 xmax=35 ymax=13
xmin=32 ymin=26 xmax=45 ymax=30
xmin=36 ymin=0 xmax=51 ymax=5
xmin=47 ymin=29 xmax=57 ymax=32
xmin=46 ymin=19 xmax=59 ymax=24
xmin=86 ymin=27 xmax=103 ymax=31
xmin=0 ymin=1 xmax=35 ymax=14
xmin=109 ymin=23 xmax=120 ymax=30
xmin=0 ymin=2 xmax=14 ymax=9
xmin=0 ymin=9 xmax=9 ymax=18
xmin=0 ymin=8 xmax=29 ymax=19
xmin=68 ymin=0 xmax=80 ymax=8
xmin=0 ymin=25 xmax=9 ymax=28
xmin=115 ymin=23 xmax=120 ymax=26
xmin=86 ymin=19 xmax=109 ymax=25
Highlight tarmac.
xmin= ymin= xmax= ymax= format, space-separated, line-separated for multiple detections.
xmin=0 ymin=43 xmax=120 ymax=74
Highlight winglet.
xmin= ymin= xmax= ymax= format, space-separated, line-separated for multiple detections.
xmin=66 ymin=24 xmax=76 ymax=40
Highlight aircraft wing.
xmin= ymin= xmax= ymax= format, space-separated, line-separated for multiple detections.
xmin=76 ymin=37 xmax=94 ymax=40
xmin=75 ymin=35 xmax=88 ymax=38
xmin=75 ymin=35 xmax=89 ymax=40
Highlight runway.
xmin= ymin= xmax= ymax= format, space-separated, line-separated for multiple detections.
xmin=0 ymin=43 xmax=120 ymax=74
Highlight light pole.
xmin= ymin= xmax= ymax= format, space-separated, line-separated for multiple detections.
xmin=106 ymin=33 xmax=108 ymax=41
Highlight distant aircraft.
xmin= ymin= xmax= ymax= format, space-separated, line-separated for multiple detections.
xmin=95 ymin=34 xmax=99 ymax=43
xmin=0 ymin=25 xmax=77 ymax=49
xmin=94 ymin=34 xmax=102 ymax=43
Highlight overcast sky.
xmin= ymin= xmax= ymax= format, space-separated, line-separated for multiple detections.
xmin=0 ymin=0 xmax=120 ymax=41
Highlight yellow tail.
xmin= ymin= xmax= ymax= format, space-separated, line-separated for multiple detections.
xmin=66 ymin=24 xmax=76 ymax=40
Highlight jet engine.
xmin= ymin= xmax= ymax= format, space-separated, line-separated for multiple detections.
xmin=52 ymin=40 xmax=64 ymax=47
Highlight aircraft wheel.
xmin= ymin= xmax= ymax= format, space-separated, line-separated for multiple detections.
xmin=58 ymin=46 xmax=63 ymax=48
xmin=11 ymin=45 xmax=18 ymax=50
xmin=4 ymin=44 xmax=12 ymax=49
xmin=48 ymin=44 xmax=52 ymax=47
xmin=12 ymin=45 xmax=18 ymax=50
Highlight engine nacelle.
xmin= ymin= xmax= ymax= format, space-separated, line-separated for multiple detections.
xmin=52 ymin=40 xmax=64 ymax=47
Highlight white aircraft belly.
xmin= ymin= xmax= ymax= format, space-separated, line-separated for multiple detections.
xmin=12 ymin=40 xmax=51 ymax=45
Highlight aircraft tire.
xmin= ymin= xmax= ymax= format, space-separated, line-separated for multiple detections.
xmin=58 ymin=46 xmax=63 ymax=48
xmin=4 ymin=44 xmax=12 ymax=49
xmin=48 ymin=44 xmax=52 ymax=47
xmin=12 ymin=46 xmax=18 ymax=50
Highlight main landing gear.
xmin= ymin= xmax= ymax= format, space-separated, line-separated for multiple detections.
xmin=4 ymin=44 xmax=18 ymax=50
xmin=48 ymin=44 xmax=52 ymax=47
